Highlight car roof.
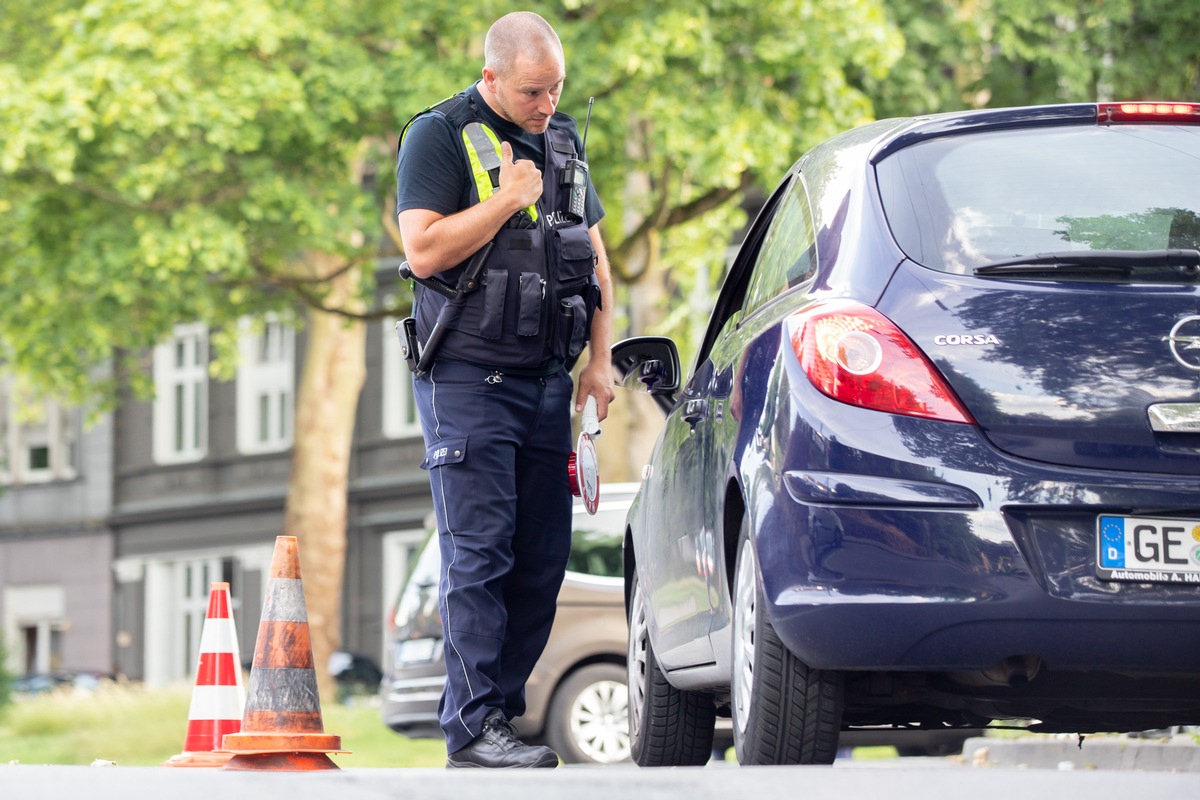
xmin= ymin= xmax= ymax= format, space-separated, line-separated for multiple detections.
xmin=868 ymin=103 xmax=1099 ymax=164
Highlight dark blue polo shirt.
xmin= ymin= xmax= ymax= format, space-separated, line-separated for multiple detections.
xmin=396 ymin=83 xmax=604 ymax=227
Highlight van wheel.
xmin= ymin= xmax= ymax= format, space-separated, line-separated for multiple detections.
xmin=731 ymin=522 xmax=843 ymax=764
xmin=627 ymin=569 xmax=716 ymax=766
xmin=545 ymin=663 xmax=631 ymax=764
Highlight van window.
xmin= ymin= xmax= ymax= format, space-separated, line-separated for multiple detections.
xmin=565 ymin=507 xmax=624 ymax=578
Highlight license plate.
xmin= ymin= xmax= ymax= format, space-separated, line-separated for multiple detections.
xmin=1097 ymin=514 xmax=1200 ymax=583
xmin=395 ymin=637 xmax=438 ymax=664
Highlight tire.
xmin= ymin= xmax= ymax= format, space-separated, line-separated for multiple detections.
xmin=545 ymin=663 xmax=631 ymax=764
xmin=731 ymin=522 xmax=844 ymax=765
xmin=627 ymin=568 xmax=717 ymax=766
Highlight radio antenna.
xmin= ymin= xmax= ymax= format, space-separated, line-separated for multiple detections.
xmin=581 ymin=97 xmax=595 ymax=153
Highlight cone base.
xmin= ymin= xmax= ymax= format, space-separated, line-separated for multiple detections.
xmin=222 ymin=751 xmax=341 ymax=771
xmin=221 ymin=731 xmax=345 ymax=753
xmin=162 ymin=750 xmax=236 ymax=768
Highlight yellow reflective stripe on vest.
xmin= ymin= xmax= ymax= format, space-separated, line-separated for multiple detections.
xmin=461 ymin=123 xmax=501 ymax=201
xmin=460 ymin=123 xmax=538 ymax=222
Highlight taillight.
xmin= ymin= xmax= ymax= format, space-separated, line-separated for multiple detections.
xmin=1098 ymin=102 xmax=1200 ymax=123
xmin=787 ymin=301 xmax=974 ymax=424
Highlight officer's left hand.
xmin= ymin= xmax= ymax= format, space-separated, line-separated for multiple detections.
xmin=576 ymin=358 xmax=616 ymax=421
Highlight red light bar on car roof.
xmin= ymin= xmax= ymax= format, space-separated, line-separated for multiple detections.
xmin=1098 ymin=102 xmax=1200 ymax=123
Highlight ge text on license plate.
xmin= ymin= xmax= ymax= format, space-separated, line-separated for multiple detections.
xmin=1097 ymin=514 xmax=1200 ymax=583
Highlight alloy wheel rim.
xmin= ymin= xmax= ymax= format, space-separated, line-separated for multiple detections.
xmin=569 ymin=678 xmax=631 ymax=763
xmin=732 ymin=537 xmax=757 ymax=737
xmin=627 ymin=580 xmax=649 ymax=740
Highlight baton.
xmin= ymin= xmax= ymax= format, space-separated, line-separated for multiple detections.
xmin=399 ymin=240 xmax=494 ymax=375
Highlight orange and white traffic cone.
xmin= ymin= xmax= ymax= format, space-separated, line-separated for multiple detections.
xmin=163 ymin=581 xmax=245 ymax=768
xmin=219 ymin=535 xmax=348 ymax=771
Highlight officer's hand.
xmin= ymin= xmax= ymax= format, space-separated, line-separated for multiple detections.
xmin=498 ymin=141 xmax=543 ymax=211
xmin=576 ymin=359 xmax=616 ymax=422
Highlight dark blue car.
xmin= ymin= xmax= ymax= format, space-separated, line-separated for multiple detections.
xmin=615 ymin=102 xmax=1200 ymax=767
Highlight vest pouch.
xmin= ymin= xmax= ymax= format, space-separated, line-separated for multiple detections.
xmin=553 ymin=293 xmax=589 ymax=362
xmin=479 ymin=269 xmax=508 ymax=339
xmin=549 ymin=225 xmax=596 ymax=282
xmin=518 ymin=272 xmax=543 ymax=337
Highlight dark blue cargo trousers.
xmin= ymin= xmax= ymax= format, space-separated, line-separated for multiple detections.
xmin=413 ymin=360 xmax=575 ymax=753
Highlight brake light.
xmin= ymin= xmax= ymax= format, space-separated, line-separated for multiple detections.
xmin=787 ymin=301 xmax=974 ymax=424
xmin=1098 ymin=102 xmax=1200 ymax=123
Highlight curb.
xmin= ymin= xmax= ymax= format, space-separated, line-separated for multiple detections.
xmin=961 ymin=735 xmax=1200 ymax=772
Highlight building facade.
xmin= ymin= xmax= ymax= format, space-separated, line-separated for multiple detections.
xmin=111 ymin=280 xmax=435 ymax=685
xmin=1 ymin=263 xmax=437 ymax=686
xmin=0 ymin=378 xmax=114 ymax=679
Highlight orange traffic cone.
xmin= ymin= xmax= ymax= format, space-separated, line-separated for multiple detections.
xmin=163 ymin=581 xmax=245 ymax=768
xmin=219 ymin=535 xmax=348 ymax=771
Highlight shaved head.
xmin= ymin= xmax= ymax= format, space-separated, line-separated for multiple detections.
xmin=484 ymin=12 xmax=563 ymax=77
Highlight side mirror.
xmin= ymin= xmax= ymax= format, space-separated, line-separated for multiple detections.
xmin=611 ymin=336 xmax=681 ymax=413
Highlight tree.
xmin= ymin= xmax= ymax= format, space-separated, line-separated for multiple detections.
xmin=0 ymin=0 xmax=906 ymax=697
xmin=549 ymin=0 xmax=903 ymax=474
xmin=0 ymin=0 xmax=390 ymax=699
xmin=361 ymin=0 xmax=908 ymax=499
xmin=863 ymin=1 xmax=1200 ymax=119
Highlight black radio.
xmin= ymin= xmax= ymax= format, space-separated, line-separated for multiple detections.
xmin=562 ymin=158 xmax=588 ymax=222
xmin=561 ymin=97 xmax=594 ymax=224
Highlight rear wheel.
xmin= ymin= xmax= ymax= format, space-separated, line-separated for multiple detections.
xmin=545 ymin=663 xmax=631 ymax=764
xmin=627 ymin=568 xmax=716 ymax=766
xmin=731 ymin=523 xmax=843 ymax=765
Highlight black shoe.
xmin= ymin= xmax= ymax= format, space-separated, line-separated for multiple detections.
xmin=446 ymin=710 xmax=559 ymax=769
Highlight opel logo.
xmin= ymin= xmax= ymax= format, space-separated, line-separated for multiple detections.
xmin=1166 ymin=315 xmax=1200 ymax=371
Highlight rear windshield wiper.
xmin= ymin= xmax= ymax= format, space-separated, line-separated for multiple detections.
xmin=973 ymin=249 xmax=1200 ymax=278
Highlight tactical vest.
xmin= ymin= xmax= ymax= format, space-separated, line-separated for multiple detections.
xmin=401 ymin=91 xmax=601 ymax=371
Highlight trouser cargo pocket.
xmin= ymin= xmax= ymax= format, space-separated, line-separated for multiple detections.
xmin=421 ymin=436 xmax=468 ymax=470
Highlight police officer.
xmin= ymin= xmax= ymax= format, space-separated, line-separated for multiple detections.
xmin=395 ymin=12 xmax=615 ymax=769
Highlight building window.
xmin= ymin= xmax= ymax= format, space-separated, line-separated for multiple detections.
xmin=141 ymin=553 xmax=252 ymax=685
xmin=237 ymin=317 xmax=295 ymax=454
xmin=179 ymin=557 xmax=238 ymax=678
xmin=382 ymin=309 xmax=420 ymax=438
xmin=2 ymin=585 xmax=66 ymax=676
xmin=153 ymin=323 xmax=208 ymax=464
xmin=0 ymin=376 xmax=78 ymax=485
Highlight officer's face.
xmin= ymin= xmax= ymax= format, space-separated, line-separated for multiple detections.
xmin=483 ymin=52 xmax=564 ymax=134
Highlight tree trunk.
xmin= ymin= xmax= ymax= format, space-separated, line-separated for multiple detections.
xmin=283 ymin=255 xmax=366 ymax=706
xmin=606 ymin=147 xmax=673 ymax=484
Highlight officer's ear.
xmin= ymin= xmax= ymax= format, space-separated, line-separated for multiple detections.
xmin=481 ymin=66 xmax=499 ymax=94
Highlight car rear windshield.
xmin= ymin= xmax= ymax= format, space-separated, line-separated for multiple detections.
xmin=876 ymin=124 xmax=1200 ymax=274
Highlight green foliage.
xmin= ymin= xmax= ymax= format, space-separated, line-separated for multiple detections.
xmin=0 ymin=0 xmax=390 ymax=406
xmin=866 ymin=1 xmax=1200 ymax=119
xmin=1056 ymin=208 xmax=1200 ymax=251
xmin=3 ymin=0 xmax=1199 ymax=405
xmin=0 ymin=636 xmax=11 ymax=712
xmin=0 ymin=681 xmax=443 ymax=766
xmin=555 ymin=0 xmax=902 ymax=211
xmin=858 ymin=0 xmax=989 ymax=117
xmin=1105 ymin=0 xmax=1200 ymax=99
xmin=0 ymin=682 xmax=185 ymax=764
xmin=0 ymin=0 xmax=908 ymax=399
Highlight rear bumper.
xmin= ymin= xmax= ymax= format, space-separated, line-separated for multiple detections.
xmin=758 ymin=462 xmax=1200 ymax=674
xmin=379 ymin=674 xmax=444 ymax=738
